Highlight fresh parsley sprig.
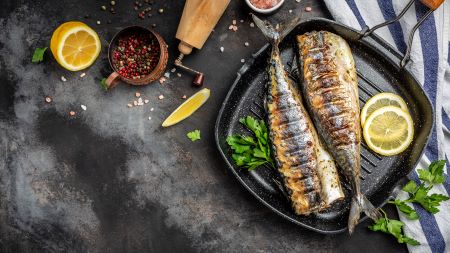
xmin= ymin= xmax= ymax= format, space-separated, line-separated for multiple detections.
xmin=370 ymin=160 xmax=449 ymax=246
xmin=390 ymin=160 xmax=449 ymax=217
xmin=369 ymin=209 xmax=420 ymax=246
xmin=226 ymin=116 xmax=274 ymax=171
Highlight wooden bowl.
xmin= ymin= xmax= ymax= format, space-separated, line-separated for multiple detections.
xmin=106 ymin=26 xmax=168 ymax=89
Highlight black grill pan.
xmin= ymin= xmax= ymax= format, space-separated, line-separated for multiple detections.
xmin=214 ymin=17 xmax=434 ymax=234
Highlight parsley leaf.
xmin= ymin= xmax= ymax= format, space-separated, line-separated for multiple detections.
xmin=100 ymin=78 xmax=108 ymax=91
xmin=418 ymin=160 xmax=447 ymax=184
xmin=368 ymin=210 xmax=420 ymax=246
xmin=402 ymin=180 xmax=418 ymax=194
xmin=226 ymin=116 xmax=274 ymax=171
xmin=187 ymin=130 xmax=201 ymax=142
xmin=32 ymin=47 xmax=47 ymax=63
xmin=388 ymin=199 xmax=419 ymax=220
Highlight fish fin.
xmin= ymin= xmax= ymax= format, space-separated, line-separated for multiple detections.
xmin=348 ymin=194 xmax=381 ymax=234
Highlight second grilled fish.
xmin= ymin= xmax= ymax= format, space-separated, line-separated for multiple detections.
xmin=296 ymin=31 xmax=381 ymax=232
xmin=252 ymin=15 xmax=344 ymax=215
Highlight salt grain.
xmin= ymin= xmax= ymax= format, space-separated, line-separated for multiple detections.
xmin=296 ymin=0 xmax=301 ymax=2
xmin=240 ymin=19 xmax=244 ymax=23
xmin=127 ymin=103 xmax=133 ymax=108
xmin=158 ymin=95 xmax=164 ymax=100
xmin=240 ymin=59 xmax=245 ymax=63
xmin=80 ymin=72 xmax=86 ymax=78
xmin=144 ymin=99 xmax=149 ymax=104
xmin=81 ymin=105 xmax=87 ymax=111
xmin=232 ymin=20 xmax=236 ymax=25
xmin=182 ymin=95 xmax=187 ymax=99
xmin=159 ymin=77 xmax=166 ymax=84
xmin=135 ymin=92 xmax=141 ymax=97
xmin=171 ymin=68 xmax=176 ymax=73
xmin=97 ymin=20 xmax=101 ymax=25
xmin=61 ymin=76 xmax=67 ymax=82
xmin=177 ymin=73 xmax=181 ymax=77
xmin=45 ymin=97 xmax=52 ymax=103
xmin=250 ymin=22 xmax=255 ymax=28
xmin=220 ymin=46 xmax=224 ymax=52
xmin=305 ymin=6 xmax=312 ymax=12
xmin=148 ymin=117 xmax=152 ymax=120
xmin=244 ymin=42 xmax=249 ymax=47
xmin=289 ymin=9 xmax=293 ymax=13
xmin=164 ymin=72 xmax=170 ymax=78
xmin=150 ymin=107 xmax=154 ymax=111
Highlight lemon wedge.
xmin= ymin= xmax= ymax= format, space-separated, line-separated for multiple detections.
xmin=162 ymin=88 xmax=211 ymax=127
xmin=50 ymin=21 xmax=101 ymax=71
xmin=363 ymin=106 xmax=414 ymax=156
xmin=361 ymin=92 xmax=408 ymax=127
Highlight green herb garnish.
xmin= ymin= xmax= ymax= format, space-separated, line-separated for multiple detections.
xmin=393 ymin=161 xmax=449 ymax=216
xmin=418 ymin=160 xmax=447 ymax=184
xmin=371 ymin=160 xmax=450 ymax=246
xmin=187 ymin=130 xmax=201 ymax=142
xmin=369 ymin=210 xmax=420 ymax=246
xmin=32 ymin=47 xmax=47 ymax=63
xmin=226 ymin=116 xmax=274 ymax=171
xmin=100 ymin=78 xmax=108 ymax=90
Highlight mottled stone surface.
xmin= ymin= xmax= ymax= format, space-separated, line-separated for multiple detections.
xmin=0 ymin=0 xmax=407 ymax=252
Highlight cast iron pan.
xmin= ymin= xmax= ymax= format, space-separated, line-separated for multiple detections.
xmin=214 ymin=16 xmax=434 ymax=234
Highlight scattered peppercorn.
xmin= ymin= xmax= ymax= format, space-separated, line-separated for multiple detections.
xmin=111 ymin=33 xmax=160 ymax=80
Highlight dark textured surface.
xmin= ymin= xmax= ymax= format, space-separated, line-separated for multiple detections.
xmin=0 ymin=0 xmax=407 ymax=252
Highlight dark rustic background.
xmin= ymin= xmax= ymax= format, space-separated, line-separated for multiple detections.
xmin=0 ymin=0 xmax=407 ymax=252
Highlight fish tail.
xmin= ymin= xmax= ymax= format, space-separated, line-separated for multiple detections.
xmin=348 ymin=193 xmax=381 ymax=234
xmin=251 ymin=14 xmax=281 ymax=47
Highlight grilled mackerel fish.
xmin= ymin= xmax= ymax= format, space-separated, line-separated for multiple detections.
xmin=252 ymin=16 xmax=344 ymax=215
xmin=296 ymin=31 xmax=381 ymax=232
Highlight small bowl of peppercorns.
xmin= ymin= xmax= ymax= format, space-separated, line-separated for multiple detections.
xmin=105 ymin=26 xmax=168 ymax=89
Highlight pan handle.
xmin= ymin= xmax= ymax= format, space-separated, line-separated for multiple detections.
xmin=359 ymin=0 xmax=443 ymax=68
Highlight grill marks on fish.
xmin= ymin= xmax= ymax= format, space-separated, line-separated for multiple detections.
xmin=297 ymin=31 xmax=360 ymax=179
xmin=268 ymin=53 xmax=323 ymax=215
xmin=297 ymin=31 xmax=380 ymax=233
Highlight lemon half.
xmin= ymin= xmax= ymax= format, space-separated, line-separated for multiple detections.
xmin=50 ymin=21 xmax=101 ymax=71
xmin=363 ymin=106 xmax=414 ymax=156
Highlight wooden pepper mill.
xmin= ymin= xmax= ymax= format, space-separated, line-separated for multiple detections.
xmin=175 ymin=0 xmax=231 ymax=86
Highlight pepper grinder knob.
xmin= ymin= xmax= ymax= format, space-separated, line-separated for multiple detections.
xmin=193 ymin=73 xmax=204 ymax=87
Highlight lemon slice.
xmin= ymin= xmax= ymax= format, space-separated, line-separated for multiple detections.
xmin=162 ymin=88 xmax=211 ymax=127
xmin=50 ymin=21 xmax=101 ymax=71
xmin=361 ymin=92 xmax=408 ymax=127
xmin=363 ymin=106 xmax=414 ymax=156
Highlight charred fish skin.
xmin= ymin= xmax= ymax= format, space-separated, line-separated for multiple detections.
xmin=296 ymin=31 xmax=380 ymax=232
xmin=252 ymin=15 xmax=323 ymax=215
